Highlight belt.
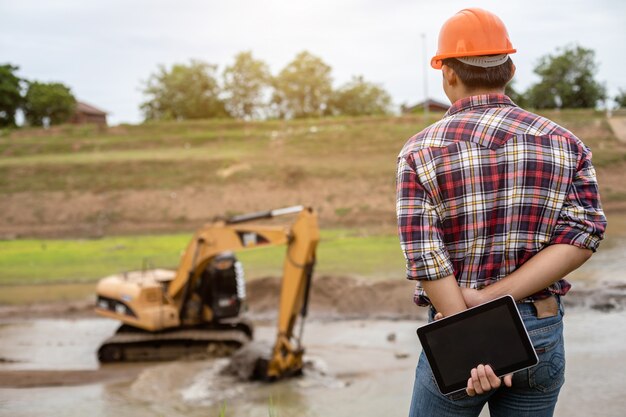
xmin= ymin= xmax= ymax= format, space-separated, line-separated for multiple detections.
xmin=428 ymin=294 xmax=560 ymax=320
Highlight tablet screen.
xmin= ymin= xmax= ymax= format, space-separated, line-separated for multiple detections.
xmin=417 ymin=295 xmax=538 ymax=395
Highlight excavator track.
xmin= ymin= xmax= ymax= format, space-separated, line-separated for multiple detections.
xmin=98 ymin=321 xmax=253 ymax=363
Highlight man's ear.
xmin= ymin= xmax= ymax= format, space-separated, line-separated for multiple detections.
xmin=442 ymin=65 xmax=457 ymax=87
xmin=510 ymin=63 xmax=516 ymax=82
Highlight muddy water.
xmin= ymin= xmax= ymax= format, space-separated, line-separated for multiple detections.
xmin=0 ymin=319 xmax=419 ymax=417
xmin=1 ymin=313 xmax=626 ymax=417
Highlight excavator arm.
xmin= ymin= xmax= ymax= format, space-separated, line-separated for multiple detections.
xmin=259 ymin=207 xmax=319 ymax=379
xmin=169 ymin=205 xmax=320 ymax=379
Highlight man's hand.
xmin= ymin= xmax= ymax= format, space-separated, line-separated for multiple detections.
xmin=466 ymin=364 xmax=512 ymax=396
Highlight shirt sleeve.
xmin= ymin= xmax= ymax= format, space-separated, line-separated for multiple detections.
xmin=550 ymin=148 xmax=607 ymax=251
xmin=396 ymin=154 xmax=455 ymax=281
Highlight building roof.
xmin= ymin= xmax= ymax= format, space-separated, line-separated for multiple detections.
xmin=402 ymin=98 xmax=450 ymax=113
xmin=420 ymin=98 xmax=450 ymax=109
xmin=75 ymin=101 xmax=108 ymax=115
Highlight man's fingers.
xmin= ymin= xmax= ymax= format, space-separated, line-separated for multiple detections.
xmin=434 ymin=312 xmax=444 ymax=321
xmin=467 ymin=365 xmax=512 ymax=396
xmin=470 ymin=368 xmax=484 ymax=394
xmin=466 ymin=377 xmax=476 ymax=396
xmin=503 ymin=373 xmax=513 ymax=387
xmin=476 ymin=364 xmax=492 ymax=391
xmin=484 ymin=365 xmax=501 ymax=388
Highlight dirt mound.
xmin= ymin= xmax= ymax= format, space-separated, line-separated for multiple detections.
xmin=247 ymin=275 xmax=424 ymax=320
xmin=0 ymin=275 xmax=423 ymax=320
xmin=3 ymin=274 xmax=625 ymax=321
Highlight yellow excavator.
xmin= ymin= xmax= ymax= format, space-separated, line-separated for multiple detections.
xmin=95 ymin=205 xmax=319 ymax=380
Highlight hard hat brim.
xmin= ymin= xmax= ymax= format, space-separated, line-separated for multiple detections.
xmin=431 ymin=48 xmax=516 ymax=69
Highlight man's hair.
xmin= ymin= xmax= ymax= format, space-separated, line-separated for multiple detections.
xmin=441 ymin=57 xmax=514 ymax=90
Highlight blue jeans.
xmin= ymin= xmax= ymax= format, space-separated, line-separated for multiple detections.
xmin=409 ymin=300 xmax=565 ymax=417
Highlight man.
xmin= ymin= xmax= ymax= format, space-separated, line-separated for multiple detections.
xmin=396 ymin=8 xmax=606 ymax=417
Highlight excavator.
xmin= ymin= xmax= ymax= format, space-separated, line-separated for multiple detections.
xmin=95 ymin=205 xmax=319 ymax=380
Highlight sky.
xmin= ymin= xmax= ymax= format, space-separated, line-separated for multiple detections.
xmin=1 ymin=0 xmax=625 ymax=125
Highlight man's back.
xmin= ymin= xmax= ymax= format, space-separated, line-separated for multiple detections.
xmin=403 ymin=8 xmax=606 ymax=415
xmin=397 ymin=94 xmax=606 ymax=305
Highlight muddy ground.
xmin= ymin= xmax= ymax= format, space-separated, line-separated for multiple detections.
xmin=1 ymin=300 xmax=626 ymax=417
xmin=2 ymin=275 xmax=626 ymax=392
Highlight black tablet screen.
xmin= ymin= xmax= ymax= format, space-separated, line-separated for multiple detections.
xmin=417 ymin=296 xmax=537 ymax=394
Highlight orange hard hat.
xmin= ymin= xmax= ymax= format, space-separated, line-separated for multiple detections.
xmin=430 ymin=8 xmax=516 ymax=69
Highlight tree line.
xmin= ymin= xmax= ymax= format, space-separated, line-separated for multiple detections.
xmin=2 ymin=45 xmax=625 ymax=129
xmin=0 ymin=64 xmax=76 ymax=128
xmin=140 ymin=50 xmax=393 ymax=121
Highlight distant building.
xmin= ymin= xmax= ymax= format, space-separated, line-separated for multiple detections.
xmin=402 ymin=98 xmax=450 ymax=114
xmin=70 ymin=101 xmax=108 ymax=126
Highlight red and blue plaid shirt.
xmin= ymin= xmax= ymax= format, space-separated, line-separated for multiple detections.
xmin=396 ymin=94 xmax=606 ymax=306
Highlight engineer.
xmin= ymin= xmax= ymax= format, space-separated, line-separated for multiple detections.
xmin=396 ymin=8 xmax=607 ymax=417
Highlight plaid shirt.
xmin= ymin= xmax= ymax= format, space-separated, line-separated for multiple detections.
xmin=396 ymin=94 xmax=606 ymax=306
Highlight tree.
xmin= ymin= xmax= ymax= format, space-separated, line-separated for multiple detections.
xmin=23 ymin=81 xmax=76 ymax=127
xmin=223 ymin=51 xmax=271 ymax=119
xmin=0 ymin=64 xmax=23 ymax=128
xmin=329 ymin=75 xmax=392 ymax=116
xmin=271 ymin=51 xmax=333 ymax=118
xmin=141 ymin=60 xmax=228 ymax=121
xmin=525 ymin=45 xmax=606 ymax=109
xmin=615 ymin=89 xmax=626 ymax=109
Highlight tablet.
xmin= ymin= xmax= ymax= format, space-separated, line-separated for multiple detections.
xmin=416 ymin=295 xmax=538 ymax=395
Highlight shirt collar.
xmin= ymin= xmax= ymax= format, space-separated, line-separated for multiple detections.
xmin=444 ymin=94 xmax=517 ymax=118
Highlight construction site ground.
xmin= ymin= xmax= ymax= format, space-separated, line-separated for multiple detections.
xmin=1 ymin=286 xmax=626 ymax=417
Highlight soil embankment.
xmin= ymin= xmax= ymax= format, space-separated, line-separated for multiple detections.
xmin=0 ymin=275 xmax=424 ymax=321
xmin=2 ymin=275 xmax=626 ymax=323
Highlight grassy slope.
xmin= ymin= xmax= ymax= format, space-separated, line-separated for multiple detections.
xmin=3 ymin=110 xmax=622 ymax=194
xmin=1 ymin=110 xmax=625 ymax=286
xmin=0 ymin=117 xmax=415 ymax=193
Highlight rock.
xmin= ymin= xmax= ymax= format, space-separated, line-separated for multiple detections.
xmin=394 ymin=351 xmax=410 ymax=359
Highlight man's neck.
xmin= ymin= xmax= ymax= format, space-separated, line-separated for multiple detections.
xmin=449 ymin=88 xmax=505 ymax=104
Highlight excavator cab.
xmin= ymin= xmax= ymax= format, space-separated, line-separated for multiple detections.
xmin=197 ymin=252 xmax=245 ymax=321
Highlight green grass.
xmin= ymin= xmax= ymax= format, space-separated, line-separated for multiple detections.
xmin=0 ymin=234 xmax=189 ymax=284
xmin=0 ymin=229 xmax=406 ymax=285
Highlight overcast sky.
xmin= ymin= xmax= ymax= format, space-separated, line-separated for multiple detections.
xmin=1 ymin=0 xmax=624 ymax=124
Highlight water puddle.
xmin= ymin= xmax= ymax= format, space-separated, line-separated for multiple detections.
xmin=1 ymin=314 xmax=625 ymax=416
